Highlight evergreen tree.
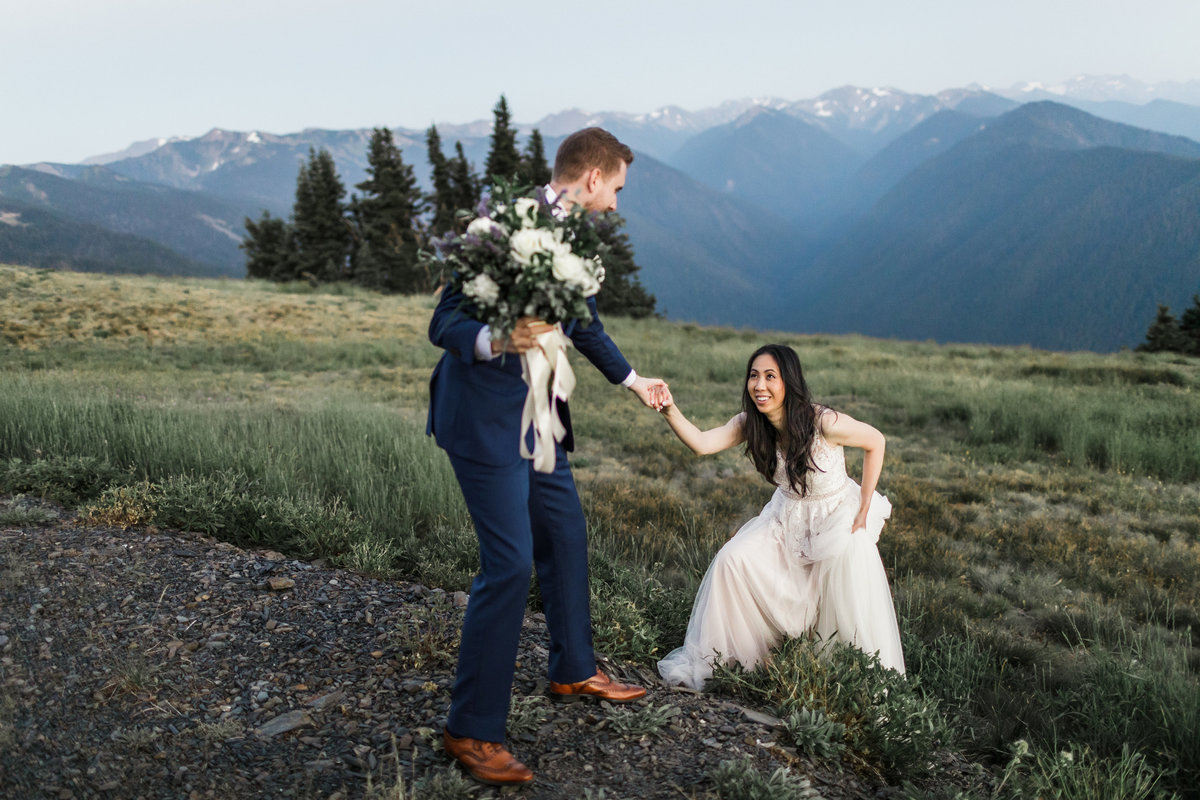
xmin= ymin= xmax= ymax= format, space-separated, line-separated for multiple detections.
xmin=1178 ymin=294 xmax=1200 ymax=355
xmin=425 ymin=125 xmax=456 ymax=237
xmin=594 ymin=213 xmax=658 ymax=319
xmin=292 ymin=147 xmax=350 ymax=283
xmin=1138 ymin=304 xmax=1187 ymax=353
xmin=483 ymin=95 xmax=521 ymax=187
xmin=449 ymin=141 xmax=481 ymax=226
xmin=242 ymin=210 xmax=299 ymax=281
xmin=518 ymin=128 xmax=552 ymax=187
xmin=350 ymin=127 xmax=425 ymax=292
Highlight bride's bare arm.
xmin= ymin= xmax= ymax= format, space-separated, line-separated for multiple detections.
xmin=820 ymin=409 xmax=885 ymax=530
xmin=659 ymin=405 xmax=746 ymax=455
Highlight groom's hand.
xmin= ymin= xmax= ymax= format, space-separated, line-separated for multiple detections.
xmin=492 ymin=316 xmax=552 ymax=355
xmin=630 ymin=376 xmax=671 ymax=410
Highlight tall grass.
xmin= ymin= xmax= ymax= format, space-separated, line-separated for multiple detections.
xmin=0 ymin=375 xmax=466 ymax=537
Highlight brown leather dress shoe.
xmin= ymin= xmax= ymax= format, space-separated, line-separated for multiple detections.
xmin=548 ymin=669 xmax=647 ymax=704
xmin=443 ymin=730 xmax=533 ymax=786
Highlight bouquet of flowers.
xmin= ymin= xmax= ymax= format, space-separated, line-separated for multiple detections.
xmin=427 ymin=180 xmax=608 ymax=472
xmin=431 ymin=180 xmax=606 ymax=337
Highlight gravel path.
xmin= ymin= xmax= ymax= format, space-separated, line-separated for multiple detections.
xmin=0 ymin=497 xmax=890 ymax=799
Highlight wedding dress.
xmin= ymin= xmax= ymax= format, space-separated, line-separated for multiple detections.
xmin=657 ymin=417 xmax=905 ymax=690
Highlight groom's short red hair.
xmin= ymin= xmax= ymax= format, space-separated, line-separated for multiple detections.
xmin=552 ymin=127 xmax=634 ymax=183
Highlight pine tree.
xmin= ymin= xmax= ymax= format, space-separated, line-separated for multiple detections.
xmin=350 ymin=127 xmax=426 ymax=293
xmin=1138 ymin=304 xmax=1187 ymax=353
xmin=518 ymin=128 xmax=552 ymax=188
xmin=1174 ymin=293 xmax=1200 ymax=355
xmin=594 ymin=213 xmax=658 ymax=319
xmin=292 ymin=147 xmax=350 ymax=283
xmin=483 ymin=95 xmax=521 ymax=187
xmin=449 ymin=142 xmax=481 ymax=226
xmin=241 ymin=211 xmax=298 ymax=281
xmin=425 ymin=125 xmax=457 ymax=237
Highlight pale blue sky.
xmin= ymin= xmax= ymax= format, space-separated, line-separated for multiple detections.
xmin=4 ymin=0 xmax=1199 ymax=164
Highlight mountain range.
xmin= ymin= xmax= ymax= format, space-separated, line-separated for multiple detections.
xmin=4 ymin=75 xmax=1200 ymax=351
xmin=784 ymin=102 xmax=1200 ymax=352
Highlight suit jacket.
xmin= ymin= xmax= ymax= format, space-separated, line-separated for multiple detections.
xmin=426 ymin=282 xmax=632 ymax=466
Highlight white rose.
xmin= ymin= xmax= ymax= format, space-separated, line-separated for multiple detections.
xmin=510 ymin=228 xmax=558 ymax=266
xmin=463 ymin=273 xmax=501 ymax=305
xmin=467 ymin=217 xmax=501 ymax=237
xmin=535 ymin=228 xmax=559 ymax=252
xmin=509 ymin=228 xmax=544 ymax=265
xmin=549 ymin=229 xmax=572 ymax=257
xmin=513 ymin=197 xmax=540 ymax=228
xmin=552 ymin=251 xmax=601 ymax=297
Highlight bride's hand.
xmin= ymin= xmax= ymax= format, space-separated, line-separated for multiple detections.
xmin=851 ymin=508 xmax=869 ymax=533
xmin=630 ymin=376 xmax=671 ymax=410
xmin=653 ymin=384 xmax=674 ymax=410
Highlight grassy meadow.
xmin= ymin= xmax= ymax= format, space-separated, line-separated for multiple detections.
xmin=2 ymin=263 xmax=1198 ymax=799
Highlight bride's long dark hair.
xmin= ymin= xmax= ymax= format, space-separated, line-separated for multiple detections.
xmin=742 ymin=344 xmax=825 ymax=496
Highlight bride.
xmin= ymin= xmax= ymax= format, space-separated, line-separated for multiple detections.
xmin=656 ymin=344 xmax=905 ymax=690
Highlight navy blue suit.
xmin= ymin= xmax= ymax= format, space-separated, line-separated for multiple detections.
xmin=427 ymin=282 xmax=632 ymax=743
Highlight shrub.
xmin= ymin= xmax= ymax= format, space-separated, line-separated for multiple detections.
xmin=149 ymin=472 xmax=368 ymax=556
xmin=383 ymin=594 xmax=461 ymax=672
xmin=390 ymin=523 xmax=479 ymax=593
xmin=0 ymin=496 xmax=58 ymax=526
xmin=506 ymin=695 xmax=550 ymax=737
xmin=605 ymin=703 xmax=680 ymax=739
xmin=707 ymin=757 xmax=824 ymax=800
xmin=784 ymin=707 xmax=846 ymax=761
xmin=76 ymin=471 xmax=372 ymax=560
xmin=84 ymin=483 xmax=158 ymax=529
xmin=0 ymin=455 xmax=129 ymax=505
xmin=587 ymin=546 xmax=690 ymax=661
xmin=711 ymin=638 xmax=950 ymax=779
xmin=999 ymin=741 xmax=1168 ymax=800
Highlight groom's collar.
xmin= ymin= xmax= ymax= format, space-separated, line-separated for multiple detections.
xmin=543 ymin=184 xmax=568 ymax=220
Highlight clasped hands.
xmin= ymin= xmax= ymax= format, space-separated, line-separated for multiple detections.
xmin=496 ymin=316 xmax=672 ymax=411
xmin=491 ymin=316 xmax=557 ymax=356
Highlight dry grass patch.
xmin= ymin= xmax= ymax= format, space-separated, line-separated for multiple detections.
xmin=0 ymin=266 xmax=433 ymax=350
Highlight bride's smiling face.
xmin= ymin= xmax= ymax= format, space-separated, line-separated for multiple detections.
xmin=747 ymin=354 xmax=785 ymax=419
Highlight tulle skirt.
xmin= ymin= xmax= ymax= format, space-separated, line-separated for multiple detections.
xmin=657 ymin=481 xmax=904 ymax=690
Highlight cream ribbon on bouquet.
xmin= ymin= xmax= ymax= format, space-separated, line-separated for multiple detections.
xmin=518 ymin=323 xmax=576 ymax=473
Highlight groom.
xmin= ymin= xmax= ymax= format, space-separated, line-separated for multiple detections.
xmin=427 ymin=127 xmax=668 ymax=786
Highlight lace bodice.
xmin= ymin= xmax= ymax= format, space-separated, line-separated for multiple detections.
xmin=773 ymin=422 xmax=850 ymax=501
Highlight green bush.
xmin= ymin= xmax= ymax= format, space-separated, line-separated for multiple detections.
xmin=587 ymin=545 xmax=691 ymax=661
xmin=0 ymin=455 xmax=129 ymax=505
xmin=76 ymin=470 xmax=371 ymax=559
xmin=390 ymin=523 xmax=479 ymax=593
xmin=708 ymin=757 xmax=823 ymax=800
xmin=711 ymin=638 xmax=950 ymax=778
xmin=784 ymin=707 xmax=846 ymax=761
xmin=605 ymin=703 xmax=680 ymax=739
xmin=0 ymin=496 xmax=58 ymax=526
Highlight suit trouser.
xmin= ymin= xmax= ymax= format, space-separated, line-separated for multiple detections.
xmin=444 ymin=443 xmax=596 ymax=742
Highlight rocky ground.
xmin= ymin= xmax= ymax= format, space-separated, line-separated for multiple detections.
xmin=0 ymin=496 xmax=900 ymax=799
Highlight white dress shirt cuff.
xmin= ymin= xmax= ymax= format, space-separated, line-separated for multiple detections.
xmin=621 ymin=369 xmax=638 ymax=388
xmin=474 ymin=326 xmax=495 ymax=360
